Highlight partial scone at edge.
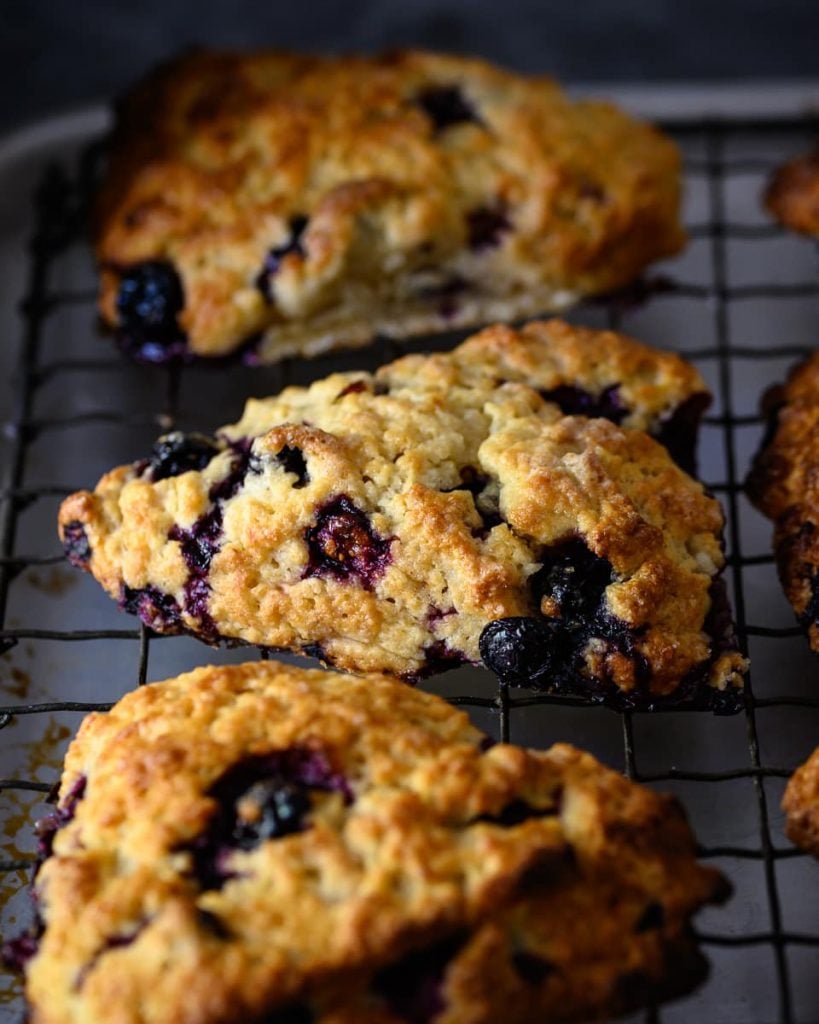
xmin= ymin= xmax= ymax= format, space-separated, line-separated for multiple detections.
xmin=97 ymin=48 xmax=684 ymax=364
xmin=747 ymin=351 xmax=819 ymax=652
xmin=58 ymin=320 xmax=746 ymax=708
xmin=783 ymin=747 xmax=819 ymax=857
xmin=15 ymin=662 xmax=729 ymax=1024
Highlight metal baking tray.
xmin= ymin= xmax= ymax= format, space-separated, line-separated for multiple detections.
xmin=1 ymin=85 xmax=818 ymax=1024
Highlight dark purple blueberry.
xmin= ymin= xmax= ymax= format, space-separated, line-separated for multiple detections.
xmin=62 ymin=520 xmax=91 ymax=568
xmin=479 ymin=617 xmax=560 ymax=688
xmin=185 ymin=749 xmax=350 ymax=890
xmin=655 ymin=392 xmax=711 ymax=475
xmin=373 ymin=934 xmax=465 ymax=1024
xmin=421 ymin=639 xmax=466 ymax=675
xmin=1 ymin=931 xmax=39 ymax=970
xmin=531 ymin=539 xmax=615 ymax=632
xmin=415 ymin=85 xmax=481 ymax=131
xmin=304 ymin=496 xmax=392 ymax=589
xmin=119 ymin=585 xmax=183 ymax=633
xmin=116 ymin=261 xmax=185 ymax=356
xmin=466 ymin=204 xmax=509 ymax=250
xmin=635 ymin=902 xmax=665 ymax=932
xmin=539 ymin=383 xmax=626 ymax=424
xmin=256 ymin=216 xmax=309 ymax=302
xmin=231 ymin=778 xmax=311 ymax=848
xmin=275 ymin=445 xmax=309 ymax=488
xmin=147 ymin=431 xmax=220 ymax=482
xmin=34 ymin=775 xmax=87 ymax=863
xmin=511 ymin=951 xmax=555 ymax=986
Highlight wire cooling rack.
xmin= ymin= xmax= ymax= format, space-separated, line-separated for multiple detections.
xmin=1 ymin=108 xmax=818 ymax=1024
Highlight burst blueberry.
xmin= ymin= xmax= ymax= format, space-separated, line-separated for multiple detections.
xmin=304 ymin=496 xmax=392 ymax=589
xmin=479 ymin=616 xmax=560 ymax=687
xmin=62 ymin=520 xmax=91 ymax=568
xmin=147 ymin=431 xmax=220 ymax=482
xmin=116 ymin=261 xmax=184 ymax=348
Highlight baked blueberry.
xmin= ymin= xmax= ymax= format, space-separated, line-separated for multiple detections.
xmin=539 ymin=383 xmax=627 ymax=424
xmin=466 ymin=204 xmax=509 ymax=250
xmin=479 ymin=617 xmax=560 ymax=687
xmin=256 ymin=216 xmax=309 ymax=302
xmin=415 ymin=85 xmax=480 ymax=131
xmin=232 ymin=779 xmax=311 ymax=848
xmin=147 ymin=432 xmax=220 ymax=482
xmin=61 ymin=520 xmax=91 ymax=568
xmin=304 ymin=496 xmax=392 ymax=588
xmin=119 ymin=585 xmax=183 ymax=633
xmin=1 ymin=931 xmax=39 ymax=970
xmin=116 ymin=261 xmax=184 ymax=352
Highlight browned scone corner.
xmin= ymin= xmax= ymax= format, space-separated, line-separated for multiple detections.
xmin=5 ymin=663 xmax=729 ymax=1024
xmin=747 ymin=352 xmax=819 ymax=651
xmin=97 ymin=48 xmax=685 ymax=365
xmin=765 ymin=149 xmax=819 ymax=235
xmin=783 ymin=747 xmax=819 ymax=857
xmin=57 ymin=320 xmax=746 ymax=711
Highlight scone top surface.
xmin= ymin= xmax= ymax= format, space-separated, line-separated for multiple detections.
xmin=24 ymin=662 xmax=727 ymax=1024
xmin=98 ymin=48 xmax=684 ymax=362
xmin=58 ymin=319 xmax=744 ymax=707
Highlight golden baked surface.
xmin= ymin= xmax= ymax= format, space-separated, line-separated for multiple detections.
xmin=97 ymin=49 xmax=684 ymax=363
xmin=783 ymin=746 xmax=819 ymax=857
xmin=58 ymin=320 xmax=745 ymax=708
xmin=766 ymin=150 xmax=819 ymax=235
xmin=747 ymin=352 xmax=819 ymax=651
xmin=21 ymin=662 xmax=727 ymax=1024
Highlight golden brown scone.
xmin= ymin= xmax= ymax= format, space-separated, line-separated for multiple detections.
xmin=97 ymin=49 xmax=684 ymax=364
xmin=783 ymin=747 xmax=819 ymax=857
xmin=747 ymin=352 xmax=819 ymax=651
xmin=766 ymin=149 xmax=819 ymax=235
xmin=8 ymin=663 xmax=727 ymax=1024
xmin=57 ymin=320 xmax=745 ymax=710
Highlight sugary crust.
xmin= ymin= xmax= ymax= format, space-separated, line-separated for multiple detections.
xmin=747 ymin=353 xmax=819 ymax=651
xmin=783 ymin=747 xmax=819 ymax=857
xmin=25 ymin=663 xmax=727 ymax=1024
xmin=58 ymin=320 xmax=744 ymax=703
xmin=97 ymin=49 xmax=684 ymax=361
xmin=766 ymin=150 xmax=819 ymax=235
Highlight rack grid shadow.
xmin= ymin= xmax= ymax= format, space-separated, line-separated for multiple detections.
xmin=1 ymin=114 xmax=818 ymax=1024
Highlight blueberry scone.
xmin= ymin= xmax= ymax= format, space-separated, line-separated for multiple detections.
xmin=782 ymin=747 xmax=819 ymax=857
xmin=97 ymin=49 xmax=684 ymax=364
xmin=58 ymin=319 xmax=745 ymax=709
xmin=9 ymin=663 xmax=728 ymax=1023
xmin=747 ymin=352 xmax=819 ymax=651
xmin=766 ymin=149 xmax=819 ymax=234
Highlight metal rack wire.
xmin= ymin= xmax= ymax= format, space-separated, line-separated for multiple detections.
xmin=1 ymin=114 xmax=818 ymax=1023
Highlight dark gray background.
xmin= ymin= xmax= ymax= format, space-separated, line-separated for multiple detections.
xmin=2 ymin=0 xmax=819 ymax=133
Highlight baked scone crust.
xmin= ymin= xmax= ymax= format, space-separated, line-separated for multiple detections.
xmin=766 ymin=149 xmax=819 ymax=235
xmin=747 ymin=352 xmax=819 ymax=651
xmin=97 ymin=49 xmax=684 ymax=363
xmin=20 ymin=663 xmax=727 ymax=1024
xmin=783 ymin=746 xmax=819 ymax=857
xmin=58 ymin=320 xmax=744 ymax=707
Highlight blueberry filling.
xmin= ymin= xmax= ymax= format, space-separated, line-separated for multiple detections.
xmin=373 ymin=934 xmax=466 ymax=1024
xmin=120 ymin=584 xmax=183 ymax=634
xmin=654 ymin=393 xmax=711 ymax=475
xmin=185 ymin=749 xmax=350 ymax=890
xmin=1 ymin=931 xmax=40 ymax=971
xmin=415 ymin=85 xmax=481 ymax=131
xmin=146 ymin=431 xmax=220 ymax=482
xmin=511 ymin=951 xmax=555 ymax=986
xmin=34 ymin=774 xmax=87 ymax=863
xmin=304 ymin=495 xmax=392 ymax=589
xmin=466 ymin=204 xmax=509 ymax=250
xmin=421 ymin=639 xmax=466 ymax=675
xmin=539 ymin=383 xmax=627 ymax=424
xmin=116 ymin=261 xmax=185 ymax=358
xmin=256 ymin=216 xmax=309 ymax=302
xmin=62 ymin=520 xmax=91 ymax=569
xmin=166 ymin=443 xmax=253 ymax=639
xmin=480 ymin=539 xmax=652 ymax=696
xmin=635 ymin=902 xmax=665 ymax=932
